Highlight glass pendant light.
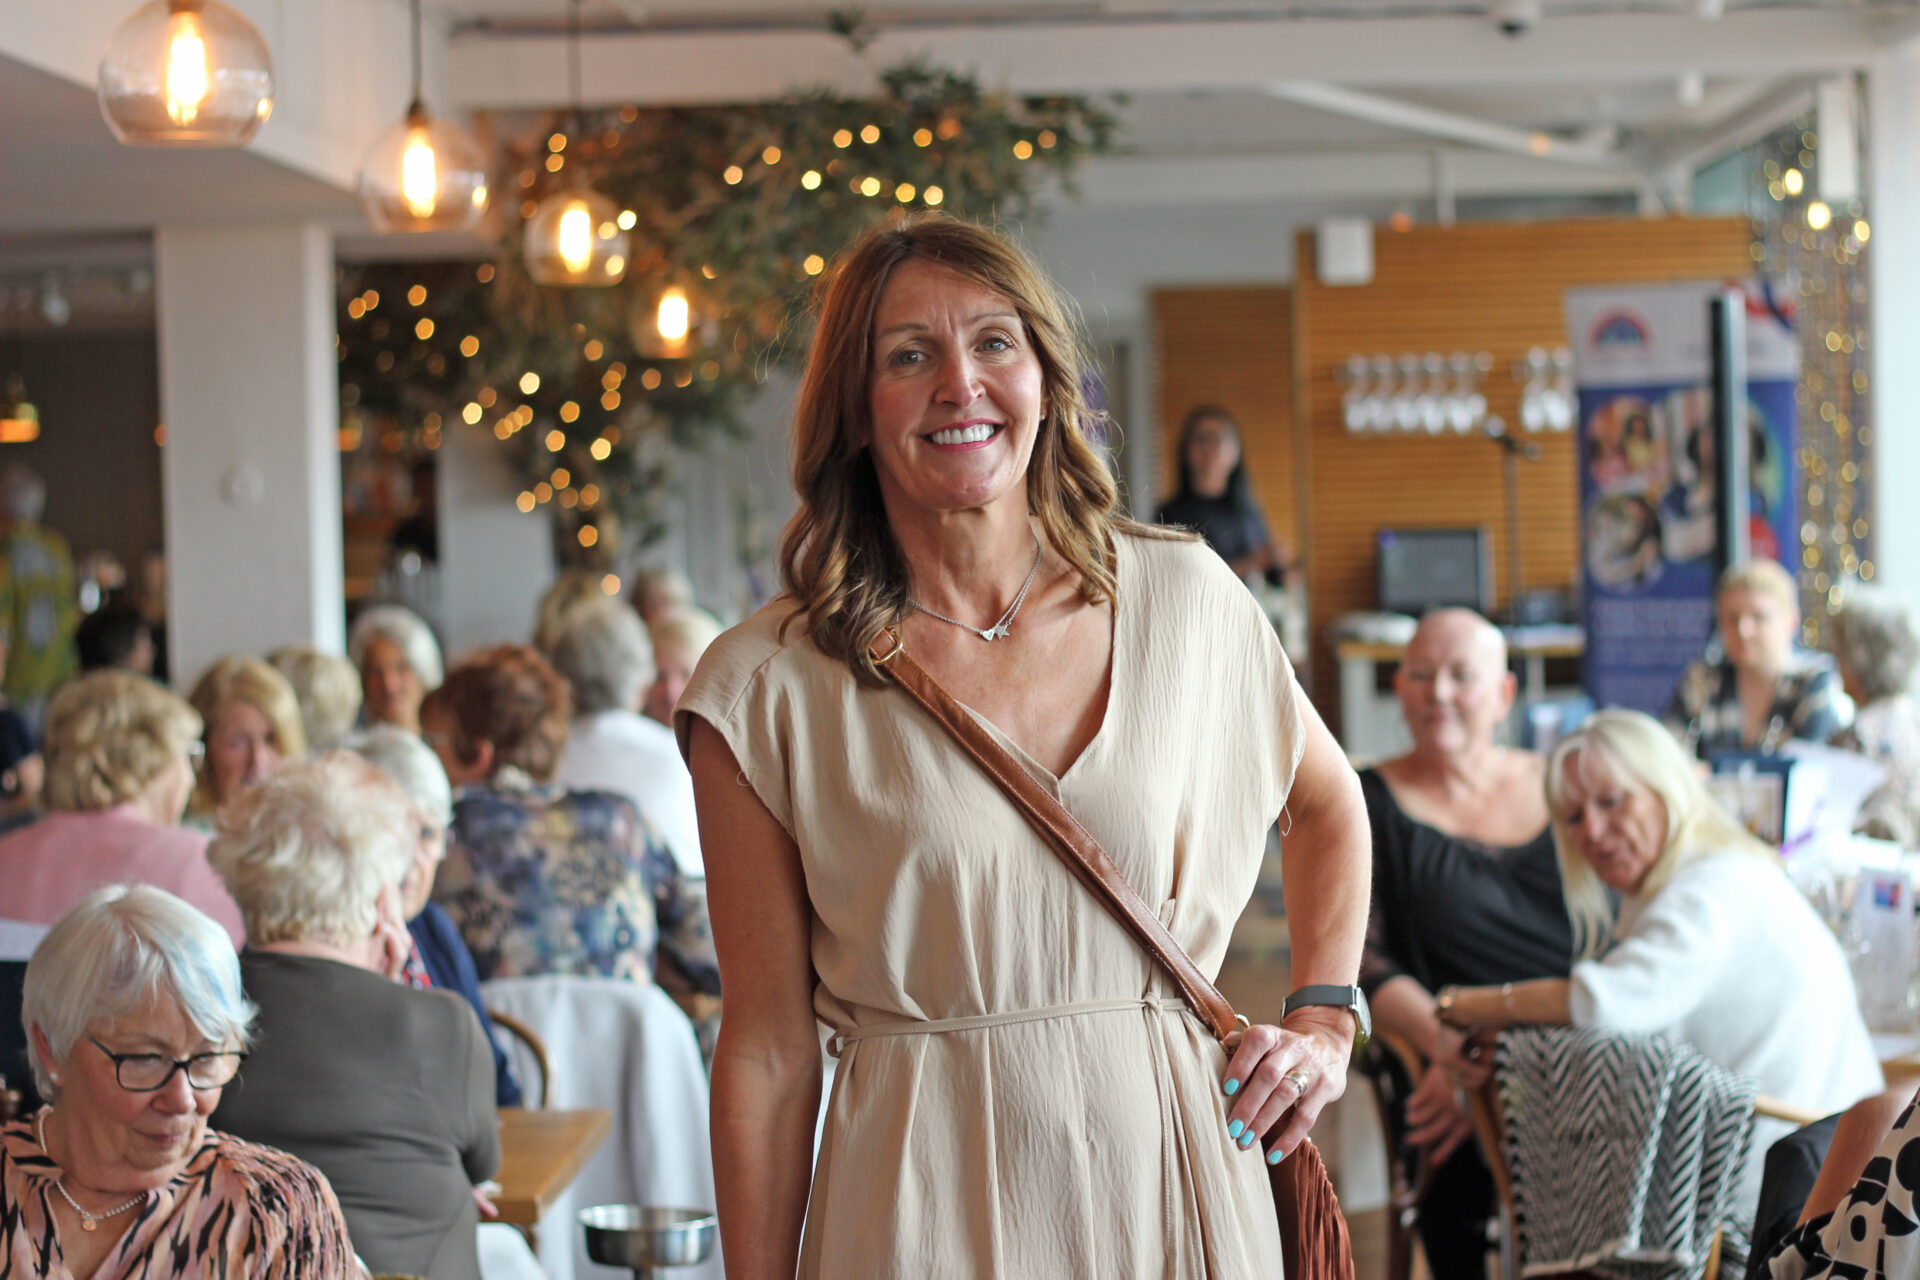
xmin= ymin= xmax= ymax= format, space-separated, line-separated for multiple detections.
xmin=522 ymin=0 xmax=631 ymax=286
xmin=98 ymin=0 xmax=274 ymax=147
xmin=357 ymin=0 xmax=488 ymax=233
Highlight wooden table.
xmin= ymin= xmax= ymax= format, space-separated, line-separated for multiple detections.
xmin=494 ymin=1107 xmax=613 ymax=1228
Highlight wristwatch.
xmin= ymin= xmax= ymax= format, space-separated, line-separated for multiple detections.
xmin=1281 ymin=984 xmax=1371 ymax=1056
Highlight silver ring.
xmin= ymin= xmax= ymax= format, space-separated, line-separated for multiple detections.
xmin=1285 ymin=1069 xmax=1311 ymax=1095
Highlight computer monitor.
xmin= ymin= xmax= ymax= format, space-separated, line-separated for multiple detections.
xmin=1376 ymin=527 xmax=1492 ymax=616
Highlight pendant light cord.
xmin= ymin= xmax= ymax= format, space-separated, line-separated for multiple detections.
xmin=408 ymin=0 xmax=424 ymax=112
xmin=568 ymin=0 xmax=583 ymax=135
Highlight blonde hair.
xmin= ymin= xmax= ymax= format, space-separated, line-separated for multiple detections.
xmin=208 ymin=751 xmax=415 ymax=948
xmin=267 ymin=645 xmax=363 ymax=751
xmin=779 ymin=213 xmax=1168 ymax=684
xmin=1546 ymin=708 xmax=1777 ymax=958
xmin=188 ymin=656 xmax=309 ymax=810
xmin=1717 ymin=558 xmax=1798 ymax=615
xmin=649 ymin=606 xmax=724 ymax=671
xmin=43 ymin=671 xmax=201 ymax=812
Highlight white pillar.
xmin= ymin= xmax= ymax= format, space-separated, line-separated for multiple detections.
xmin=154 ymin=224 xmax=345 ymax=688
xmin=437 ymin=414 xmax=554 ymax=661
xmin=1869 ymin=40 xmax=1920 ymax=596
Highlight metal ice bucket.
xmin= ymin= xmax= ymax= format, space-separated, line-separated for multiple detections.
xmin=579 ymin=1204 xmax=717 ymax=1278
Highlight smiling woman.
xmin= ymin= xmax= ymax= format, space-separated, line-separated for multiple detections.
xmin=3 ymin=885 xmax=354 ymax=1278
xmin=676 ymin=214 xmax=1373 ymax=1279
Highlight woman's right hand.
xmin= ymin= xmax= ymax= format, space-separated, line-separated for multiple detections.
xmin=1404 ymin=1059 xmax=1475 ymax=1165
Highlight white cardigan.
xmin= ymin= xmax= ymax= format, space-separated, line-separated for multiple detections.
xmin=1571 ymin=848 xmax=1884 ymax=1212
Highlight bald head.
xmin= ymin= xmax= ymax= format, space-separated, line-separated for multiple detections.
xmin=1395 ymin=609 xmax=1515 ymax=754
xmin=1408 ymin=608 xmax=1507 ymax=671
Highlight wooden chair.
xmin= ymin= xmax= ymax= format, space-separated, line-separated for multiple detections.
xmin=1359 ymin=1028 xmax=1441 ymax=1280
xmin=487 ymin=1008 xmax=552 ymax=1109
xmin=1465 ymin=1034 xmax=1822 ymax=1280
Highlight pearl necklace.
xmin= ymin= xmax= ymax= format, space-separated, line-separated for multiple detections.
xmin=908 ymin=532 xmax=1043 ymax=642
xmin=36 ymin=1108 xmax=148 ymax=1232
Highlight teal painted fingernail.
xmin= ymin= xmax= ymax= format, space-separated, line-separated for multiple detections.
xmin=1227 ymin=1119 xmax=1244 ymax=1140
xmin=1224 ymin=1078 xmax=1240 ymax=1095
xmin=1267 ymin=1148 xmax=1285 ymax=1166
xmin=1238 ymin=1128 xmax=1257 ymax=1149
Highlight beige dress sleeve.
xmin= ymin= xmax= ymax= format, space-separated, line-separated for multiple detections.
xmin=677 ymin=531 xmax=1303 ymax=1279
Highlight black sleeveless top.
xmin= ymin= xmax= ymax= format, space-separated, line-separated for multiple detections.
xmin=1358 ymin=767 xmax=1575 ymax=997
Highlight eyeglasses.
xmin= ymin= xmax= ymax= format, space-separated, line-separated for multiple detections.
xmin=183 ymin=741 xmax=206 ymax=771
xmin=89 ymin=1037 xmax=246 ymax=1091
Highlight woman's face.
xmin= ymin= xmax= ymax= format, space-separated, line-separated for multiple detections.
xmin=205 ymin=701 xmax=282 ymax=804
xmin=1718 ymin=585 xmax=1798 ymax=677
xmin=1394 ymin=614 xmax=1512 ymax=758
xmin=644 ymin=649 xmax=693 ymax=726
xmin=361 ymin=635 xmax=424 ymax=730
xmin=1184 ymin=415 xmax=1241 ymax=499
xmin=865 ymin=260 xmax=1046 ymax=523
xmin=1555 ymin=752 xmax=1670 ymax=895
xmin=38 ymin=997 xmax=231 ymax=1193
xmin=400 ymin=811 xmax=447 ymax=921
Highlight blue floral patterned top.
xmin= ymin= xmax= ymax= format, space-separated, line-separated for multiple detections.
xmin=434 ymin=766 xmax=719 ymax=993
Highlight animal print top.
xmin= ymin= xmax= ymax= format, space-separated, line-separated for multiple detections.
xmin=0 ymin=1118 xmax=357 ymax=1278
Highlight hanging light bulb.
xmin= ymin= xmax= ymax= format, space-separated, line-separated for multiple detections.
xmin=0 ymin=376 xmax=41 ymax=444
xmin=357 ymin=0 xmax=487 ymax=233
xmin=98 ymin=0 xmax=274 ymax=147
xmin=521 ymin=0 xmax=630 ymax=286
xmin=657 ymin=288 xmax=691 ymax=343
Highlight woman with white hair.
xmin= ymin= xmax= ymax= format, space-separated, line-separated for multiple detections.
xmin=209 ymin=751 xmax=500 ymax=1280
xmin=3 ymin=884 xmax=354 ymax=1274
xmin=1438 ymin=709 xmax=1882 ymax=1216
xmin=552 ymin=598 xmax=704 ymax=877
xmin=1829 ymin=582 xmax=1920 ymax=844
xmin=268 ymin=644 xmax=363 ymax=753
xmin=347 ymin=604 xmax=444 ymax=736
xmin=347 ymin=724 xmax=524 ymax=1107
xmin=0 ymin=670 xmax=243 ymax=945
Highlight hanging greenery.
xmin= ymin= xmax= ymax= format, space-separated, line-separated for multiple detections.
xmin=337 ymin=56 xmax=1117 ymax=563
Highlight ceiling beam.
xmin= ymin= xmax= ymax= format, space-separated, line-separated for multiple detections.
xmin=446 ymin=9 xmax=1885 ymax=110
xmin=1261 ymin=81 xmax=1621 ymax=166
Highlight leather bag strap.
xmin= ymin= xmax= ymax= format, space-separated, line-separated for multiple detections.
xmin=869 ymin=629 xmax=1245 ymax=1044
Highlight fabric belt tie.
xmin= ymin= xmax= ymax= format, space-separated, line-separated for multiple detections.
xmin=825 ymin=995 xmax=1193 ymax=1059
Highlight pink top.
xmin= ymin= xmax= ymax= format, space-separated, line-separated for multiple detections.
xmin=0 ymin=806 xmax=245 ymax=947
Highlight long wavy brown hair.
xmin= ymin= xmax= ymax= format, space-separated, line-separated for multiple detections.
xmin=780 ymin=213 xmax=1162 ymax=683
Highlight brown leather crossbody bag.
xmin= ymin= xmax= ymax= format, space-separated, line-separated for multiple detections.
xmin=870 ymin=631 xmax=1354 ymax=1280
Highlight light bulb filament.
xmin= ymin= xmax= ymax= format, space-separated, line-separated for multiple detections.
xmin=164 ymin=11 xmax=211 ymax=126
xmin=657 ymin=289 xmax=690 ymax=343
xmin=401 ymin=127 xmax=439 ymax=218
xmin=558 ymin=204 xmax=594 ymax=274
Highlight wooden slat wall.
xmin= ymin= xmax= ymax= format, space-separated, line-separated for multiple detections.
xmin=1150 ymin=287 xmax=1296 ymax=553
xmin=1294 ymin=216 xmax=1757 ymax=723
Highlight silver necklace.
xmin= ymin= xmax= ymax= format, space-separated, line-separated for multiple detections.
xmin=36 ymin=1107 xmax=148 ymax=1232
xmin=908 ymin=532 xmax=1043 ymax=642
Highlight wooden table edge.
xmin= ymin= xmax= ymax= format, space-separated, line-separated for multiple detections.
xmin=492 ymin=1106 xmax=615 ymax=1227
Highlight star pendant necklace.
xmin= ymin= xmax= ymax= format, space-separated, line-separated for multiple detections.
xmin=37 ymin=1107 xmax=149 ymax=1232
xmin=908 ymin=531 xmax=1043 ymax=643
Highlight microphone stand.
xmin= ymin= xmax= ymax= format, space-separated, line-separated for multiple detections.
xmin=1484 ymin=416 xmax=1541 ymax=628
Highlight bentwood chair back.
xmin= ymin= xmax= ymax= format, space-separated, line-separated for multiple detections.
xmin=1357 ymin=1028 xmax=1438 ymax=1280
xmin=1466 ymin=1037 xmax=1822 ymax=1280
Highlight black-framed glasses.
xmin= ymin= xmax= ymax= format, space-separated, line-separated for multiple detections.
xmin=89 ymin=1037 xmax=246 ymax=1091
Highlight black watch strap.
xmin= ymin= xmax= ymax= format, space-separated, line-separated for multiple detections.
xmin=1281 ymin=983 xmax=1371 ymax=1053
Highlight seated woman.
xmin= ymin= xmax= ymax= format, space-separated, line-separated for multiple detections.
xmin=1441 ymin=709 xmax=1883 ymax=1217
xmin=1361 ymin=608 xmax=1574 ymax=1280
xmin=208 ymin=752 xmax=500 ymax=1280
xmin=345 ymin=723 xmax=524 ymax=1107
xmin=6 ymin=884 xmax=354 ymax=1274
xmin=348 ymin=603 xmax=443 ymax=737
xmin=642 ymin=607 xmax=723 ymax=728
xmin=424 ymin=644 xmax=717 ymax=993
xmin=186 ymin=656 xmax=307 ymax=824
xmin=1764 ymin=1084 xmax=1920 ymax=1280
xmin=1827 ymin=583 xmax=1920 ymax=844
xmin=0 ymin=670 xmax=243 ymax=946
xmin=267 ymin=644 xmax=363 ymax=753
xmin=1666 ymin=559 xmax=1852 ymax=759
xmin=1154 ymin=404 xmax=1293 ymax=584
